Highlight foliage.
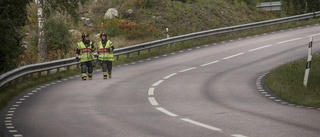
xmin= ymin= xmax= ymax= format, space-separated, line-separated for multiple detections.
xmin=43 ymin=0 xmax=88 ymax=22
xmin=282 ymin=0 xmax=320 ymax=16
xmin=45 ymin=17 xmax=72 ymax=59
xmin=0 ymin=0 xmax=31 ymax=74
xmin=134 ymin=0 xmax=161 ymax=9
xmin=266 ymin=55 xmax=320 ymax=107
xmin=101 ymin=19 xmax=155 ymax=40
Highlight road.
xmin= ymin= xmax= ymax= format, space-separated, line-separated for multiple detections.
xmin=1 ymin=24 xmax=320 ymax=137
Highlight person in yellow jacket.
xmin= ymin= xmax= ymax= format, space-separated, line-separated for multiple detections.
xmin=76 ymin=32 xmax=95 ymax=80
xmin=97 ymin=32 xmax=114 ymax=79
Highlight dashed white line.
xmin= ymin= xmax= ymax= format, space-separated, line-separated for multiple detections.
xmin=179 ymin=67 xmax=197 ymax=73
xmin=9 ymin=130 xmax=17 ymax=133
xmin=200 ymin=60 xmax=219 ymax=67
xmin=156 ymin=107 xmax=178 ymax=117
xmin=232 ymin=134 xmax=248 ymax=137
xmin=249 ymin=45 xmax=272 ymax=52
xmin=148 ymin=88 xmax=155 ymax=96
xmin=13 ymin=134 xmax=23 ymax=137
xmin=277 ymin=38 xmax=302 ymax=44
xmin=148 ymin=97 xmax=159 ymax=106
xmin=164 ymin=73 xmax=177 ymax=79
xmin=223 ymin=53 xmax=244 ymax=60
xmin=152 ymin=80 xmax=164 ymax=87
xmin=180 ymin=118 xmax=222 ymax=132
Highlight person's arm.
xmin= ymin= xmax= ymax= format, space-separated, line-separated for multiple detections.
xmin=76 ymin=43 xmax=80 ymax=62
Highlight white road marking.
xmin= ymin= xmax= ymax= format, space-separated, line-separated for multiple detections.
xmin=9 ymin=130 xmax=17 ymax=133
xmin=164 ymin=73 xmax=177 ymax=79
xmin=13 ymin=105 xmax=19 ymax=107
xmin=249 ymin=45 xmax=272 ymax=52
xmin=8 ymin=111 xmax=14 ymax=113
xmin=7 ymin=114 xmax=13 ymax=116
xmin=179 ymin=67 xmax=197 ymax=73
xmin=16 ymin=101 xmax=22 ymax=104
xmin=152 ymin=80 xmax=164 ymax=87
xmin=5 ymin=120 xmax=12 ymax=123
xmin=23 ymin=96 xmax=29 ymax=98
xmin=19 ymin=98 xmax=25 ymax=101
xmin=13 ymin=134 xmax=23 ymax=137
xmin=156 ymin=107 xmax=178 ymax=117
xmin=5 ymin=123 xmax=13 ymax=126
xmin=308 ymin=33 xmax=320 ymax=37
xmin=180 ymin=118 xmax=222 ymax=131
xmin=223 ymin=53 xmax=244 ymax=60
xmin=200 ymin=60 xmax=219 ymax=67
xmin=204 ymin=45 xmax=209 ymax=47
xmin=277 ymin=38 xmax=302 ymax=44
xmin=28 ymin=93 xmax=33 ymax=95
xmin=232 ymin=134 xmax=248 ymax=137
xmin=10 ymin=108 xmax=16 ymax=110
xmin=6 ymin=126 xmax=14 ymax=129
xmin=32 ymin=90 xmax=37 ymax=93
xmin=148 ymin=97 xmax=159 ymax=106
xmin=148 ymin=88 xmax=155 ymax=96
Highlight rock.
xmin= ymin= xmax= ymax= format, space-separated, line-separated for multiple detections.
xmin=123 ymin=9 xmax=134 ymax=19
xmin=104 ymin=8 xmax=118 ymax=19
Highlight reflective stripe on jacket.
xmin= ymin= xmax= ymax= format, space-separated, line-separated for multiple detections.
xmin=77 ymin=41 xmax=95 ymax=62
xmin=98 ymin=40 xmax=114 ymax=61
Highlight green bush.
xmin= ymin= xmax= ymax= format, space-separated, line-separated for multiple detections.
xmin=45 ymin=17 xmax=71 ymax=59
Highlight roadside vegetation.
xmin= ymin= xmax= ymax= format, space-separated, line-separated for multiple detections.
xmin=265 ymin=55 xmax=320 ymax=108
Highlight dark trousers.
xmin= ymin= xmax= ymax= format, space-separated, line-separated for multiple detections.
xmin=101 ymin=60 xmax=112 ymax=75
xmin=81 ymin=61 xmax=93 ymax=77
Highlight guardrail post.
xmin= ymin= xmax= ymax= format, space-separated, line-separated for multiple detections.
xmin=29 ymin=73 xmax=33 ymax=79
xmin=38 ymin=71 xmax=41 ymax=78
xmin=116 ymin=55 xmax=119 ymax=61
xmin=138 ymin=50 xmax=140 ymax=57
xmin=127 ymin=53 xmax=130 ymax=58
xmin=57 ymin=68 xmax=60 ymax=73
xmin=148 ymin=48 xmax=151 ymax=55
xmin=47 ymin=70 xmax=50 ymax=75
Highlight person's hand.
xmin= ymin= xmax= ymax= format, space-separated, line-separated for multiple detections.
xmin=76 ymin=57 xmax=80 ymax=62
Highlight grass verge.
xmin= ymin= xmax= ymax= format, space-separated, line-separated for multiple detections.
xmin=265 ymin=54 xmax=320 ymax=108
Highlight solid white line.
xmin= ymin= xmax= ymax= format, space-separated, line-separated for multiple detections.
xmin=277 ymin=38 xmax=302 ymax=44
xmin=156 ymin=107 xmax=178 ymax=117
xmin=148 ymin=88 xmax=155 ymax=96
xmin=249 ymin=45 xmax=272 ymax=52
xmin=152 ymin=80 xmax=164 ymax=87
xmin=200 ymin=60 xmax=219 ymax=67
xmin=223 ymin=53 xmax=244 ymax=60
xmin=148 ymin=97 xmax=159 ymax=106
xmin=308 ymin=33 xmax=320 ymax=37
xmin=179 ymin=67 xmax=197 ymax=73
xmin=180 ymin=118 xmax=222 ymax=131
xmin=164 ymin=73 xmax=177 ymax=79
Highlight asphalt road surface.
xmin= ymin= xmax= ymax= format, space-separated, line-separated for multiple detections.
xmin=1 ymin=24 xmax=320 ymax=137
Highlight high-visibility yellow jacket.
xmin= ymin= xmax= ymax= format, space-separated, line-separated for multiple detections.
xmin=98 ymin=40 xmax=114 ymax=61
xmin=77 ymin=41 xmax=95 ymax=62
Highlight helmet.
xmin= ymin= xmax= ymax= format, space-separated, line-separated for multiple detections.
xmin=82 ymin=32 xmax=89 ymax=39
xmin=100 ymin=32 xmax=107 ymax=38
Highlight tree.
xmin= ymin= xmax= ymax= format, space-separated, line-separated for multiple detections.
xmin=36 ymin=0 xmax=88 ymax=62
xmin=0 ymin=0 xmax=31 ymax=73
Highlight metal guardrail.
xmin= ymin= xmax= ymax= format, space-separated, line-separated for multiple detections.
xmin=1 ymin=12 xmax=320 ymax=87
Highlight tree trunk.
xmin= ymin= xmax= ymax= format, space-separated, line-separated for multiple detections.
xmin=36 ymin=0 xmax=47 ymax=61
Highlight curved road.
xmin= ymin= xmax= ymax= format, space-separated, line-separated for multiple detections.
xmin=2 ymin=25 xmax=320 ymax=137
